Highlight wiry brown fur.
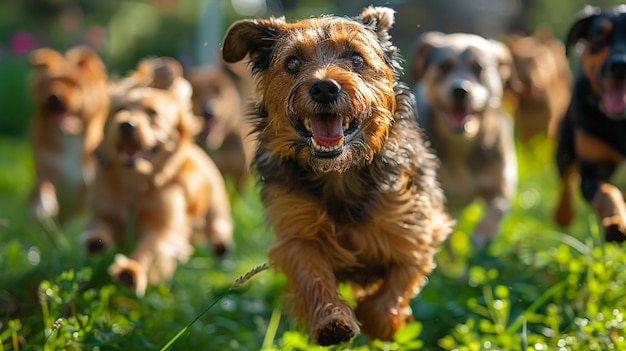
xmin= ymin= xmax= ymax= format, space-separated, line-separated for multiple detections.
xmin=222 ymin=6 xmax=452 ymax=345
xmin=28 ymin=45 xmax=109 ymax=225
xmin=80 ymin=87 xmax=233 ymax=297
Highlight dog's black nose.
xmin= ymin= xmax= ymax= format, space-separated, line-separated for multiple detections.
xmin=45 ymin=94 xmax=66 ymax=113
xmin=119 ymin=121 xmax=135 ymax=138
xmin=309 ymin=79 xmax=341 ymax=103
xmin=609 ymin=61 xmax=626 ymax=80
xmin=452 ymin=87 xmax=468 ymax=102
xmin=202 ymin=102 xmax=214 ymax=119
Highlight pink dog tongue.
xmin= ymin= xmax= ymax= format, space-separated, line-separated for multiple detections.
xmin=310 ymin=115 xmax=344 ymax=146
xmin=604 ymin=91 xmax=626 ymax=114
xmin=450 ymin=107 xmax=470 ymax=128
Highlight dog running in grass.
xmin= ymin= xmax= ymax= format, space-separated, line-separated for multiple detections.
xmin=554 ymin=5 xmax=626 ymax=243
xmin=80 ymin=84 xmax=233 ymax=297
xmin=28 ymin=46 xmax=109 ymax=226
xmin=221 ymin=6 xmax=453 ymax=345
xmin=410 ymin=32 xmax=518 ymax=248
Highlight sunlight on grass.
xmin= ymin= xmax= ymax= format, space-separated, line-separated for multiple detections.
xmin=2 ymin=131 xmax=625 ymax=350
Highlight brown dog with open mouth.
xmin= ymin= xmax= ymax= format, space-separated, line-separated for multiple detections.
xmin=222 ymin=6 xmax=452 ymax=345
xmin=28 ymin=46 xmax=109 ymax=226
xmin=411 ymin=32 xmax=518 ymax=248
xmin=186 ymin=60 xmax=257 ymax=189
xmin=80 ymin=84 xmax=233 ymax=297
xmin=554 ymin=5 xmax=626 ymax=243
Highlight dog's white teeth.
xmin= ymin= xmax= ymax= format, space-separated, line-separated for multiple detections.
xmin=311 ymin=136 xmax=344 ymax=152
xmin=343 ymin=117 xmax=350 ymax=131
xmin=305 ymin=118 xmax=312 ymax=132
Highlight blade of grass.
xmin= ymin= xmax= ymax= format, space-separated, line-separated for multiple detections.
xmin=261 ymin=307 xmax=281 ymax=350
xmin=160 ymin=263 xmax=271 ymax=351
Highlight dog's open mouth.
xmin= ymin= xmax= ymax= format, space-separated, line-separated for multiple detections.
xmin=602 ymin=80 xmax=626 ymax=117
xmin=449 ymin=105 xmax=473 ymax=131
xmin=118 ymin=139 xmax=159 ymax=167
xmin=302 ymin=114 xmax=358 ymax=158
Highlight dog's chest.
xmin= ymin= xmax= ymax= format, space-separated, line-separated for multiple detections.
xmin=40 ymin=134 xmax=91 ymax=190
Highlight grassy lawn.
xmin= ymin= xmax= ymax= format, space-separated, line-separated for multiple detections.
xmin=1 ymin=132 xmax=626 ymax=351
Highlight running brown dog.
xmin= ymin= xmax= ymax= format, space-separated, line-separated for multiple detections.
xmin=222 ymin=6 xmax=452 ymax=345
xmin=28 ymin=46 xmax=109 ymax=226
xmin=554 ymin=5 xmax=626 ymax=243
xmin=411 ymin=32 xmax=518 ymax=248
xmin=81 ymin=85 xmax=233 ymax=297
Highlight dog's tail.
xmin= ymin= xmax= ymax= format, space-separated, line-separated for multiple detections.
xmin=553 ymin=108 xmax=577 ymax=227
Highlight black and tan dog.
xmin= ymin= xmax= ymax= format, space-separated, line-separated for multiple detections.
xmin=554 ymin=5 xmax=626 ymax=243
xmin=411 ymin=32 xmax=518 ymax=248
xmin=222 ymin=6 xmax=452 ymax=345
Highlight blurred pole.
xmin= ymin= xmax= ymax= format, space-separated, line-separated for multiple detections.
xmin=195 ymin=0 xmax=223 ymax=66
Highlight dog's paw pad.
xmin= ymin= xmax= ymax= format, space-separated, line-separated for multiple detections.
xmin=118 ymin=269 xmax=136 ymax=288
xmin=86 ymin=238 xmax=106 ymax=253
xmin=212 ymin=243 xmax=227 ymax=257
xmin=316 ymin=320 xmax=356 ymax=346
xmin=605 ymin=224 xmax=626 ymax=243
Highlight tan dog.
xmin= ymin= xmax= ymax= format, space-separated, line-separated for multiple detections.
xmin=505 ymin=28 xmax=572 ymax=142
xmin=80 ymin=86 xmax=233 ymax=296
xmin=109 ymin=56 xmax=193 ymax=112
xmin=186 ymin=59 xmax=256 ymax=189
xmin=411 ymin=32 xmax=518 ymax=248
xmin=28 ymin=45 xmax=109 ymax=226
xmin=222 ymin=6 xmax=452 ymax=345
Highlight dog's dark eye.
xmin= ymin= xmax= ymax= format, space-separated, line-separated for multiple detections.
xmin=285 ymin=57 xmax=302 ymax=73
xmin=589 ymin=33 xmax=610 ymax=54
xmin=350 ymin=54 xmax=366 ymax=69
xmin=470 ymin=62 xmax=483 ymax=76
xmin=145 ymin=108 xmax=157 ymax=118
xmin=439 ymin=59 xmax=454 ymax=73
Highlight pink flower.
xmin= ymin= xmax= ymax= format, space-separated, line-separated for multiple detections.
xmin=10 ymin=31 xmax=33 ymax=55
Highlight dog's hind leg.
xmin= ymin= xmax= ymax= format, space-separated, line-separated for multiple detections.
xmin=592 ymin=182 xmax=626 ymax=243
xmin=553 ymin=164 xmax=577 ymax=227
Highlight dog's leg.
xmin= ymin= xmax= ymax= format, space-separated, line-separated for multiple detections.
xmin=553 ymin=164 xmax=577 ymax=227
xmin=591 ymin=182 xmax=626 ymax=243
xmin=30 ymin=180 xmax=59 ymax=221
xmin=354 ymin=261 xmax=425 ymax=341
xmin=111 ymin=189 xmax=193 ymax=296
xmin=270 ymin=238 xmax=359 ymax=346
xmin=80 ymin=213 xmax=124 ymax=254
xmin=473 ymin=194 xmax=509 ymax=248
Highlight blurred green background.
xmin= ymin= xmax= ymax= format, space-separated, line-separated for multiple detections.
xmin=0 ymin=0 xmax=621 ymax=137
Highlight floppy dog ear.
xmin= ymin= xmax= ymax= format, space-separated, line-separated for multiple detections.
xmin=66 ymin=45 xmax=107 ymax=79
xmin=410 ymin=31 xmax=445 ymax=84
xmin=29 ymin=48 xmax=64 ymax=70
xmin=359 ymin=6 xmax=397 ymax=57
xmin=221 ymin=18 xmax=285 ymax=72
xmin=565 ymin=5 xmax=602 ymax=56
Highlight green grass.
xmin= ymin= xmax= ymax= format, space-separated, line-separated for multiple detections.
xmin=1 ymin=132 xmax=626 ymax=351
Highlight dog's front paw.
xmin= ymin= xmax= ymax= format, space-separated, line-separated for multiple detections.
xmin=108 ymin=254 xmax=148 ymax=297
xmin=603 ymin=216 xmax=626 ymax=243
xmin=79 ymin=228 xmax=114 ymax=254
xmin=355 ymin=298 xmax=410 ymax=341
xmin=314 ymin=317 xmax=358 ymax=346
